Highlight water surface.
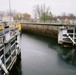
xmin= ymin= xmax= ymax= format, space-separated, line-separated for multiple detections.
xmin=10 ymin=33 xmax=76 ymax=75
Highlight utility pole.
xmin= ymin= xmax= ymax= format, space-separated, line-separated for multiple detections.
xmin=9 ymin=0 xmax=11 ymax=21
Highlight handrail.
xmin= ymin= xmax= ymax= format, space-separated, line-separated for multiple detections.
xmin=66 ymin=33 xmax=76 ymax=45
xmin=0 ymin=59 xmax=9 ymax=75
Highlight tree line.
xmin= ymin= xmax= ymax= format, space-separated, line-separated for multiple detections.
xmin=0 ymin=4 xmax=76 ymax=22
xmin=0 ymin=11 xmax=31 ymax=21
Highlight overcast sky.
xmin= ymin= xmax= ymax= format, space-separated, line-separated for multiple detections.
xmin=0 ymin=0 xmax=76 ymax=17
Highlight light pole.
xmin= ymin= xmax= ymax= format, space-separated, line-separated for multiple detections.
xmin=9 ymin=0 xmax=11 ymax=21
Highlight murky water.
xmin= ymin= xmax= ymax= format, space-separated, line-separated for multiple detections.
xmin=10 ymin=33 xmax=76 ymax=75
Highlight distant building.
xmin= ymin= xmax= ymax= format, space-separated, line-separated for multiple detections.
xmin=2 ymin=16 xmax=14 ymax=22
xmin=56 ymin=15 xmax=76 ymax=24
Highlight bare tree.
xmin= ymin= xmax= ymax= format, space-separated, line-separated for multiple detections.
xmin=0 ymin=11 xmax=6 ymax=19
xmin=6 ymin=10 xmax=16 ymax=17
xmin=33 ymin=4 xmax=51 ymax=19
xmin=14 ymin=12 xmax=23 ymax=20
xmin=23 ymin=13 xmax=31 ymax=21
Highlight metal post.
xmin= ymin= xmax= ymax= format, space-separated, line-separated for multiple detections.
xmin=9 ymin=0 xmax=11 ymax=21
xmin=0 ymin=59 xmax=9 ymax=74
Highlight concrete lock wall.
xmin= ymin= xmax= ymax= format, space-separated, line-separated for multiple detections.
xmin=21 ymin=23 xmax=58 ymax=38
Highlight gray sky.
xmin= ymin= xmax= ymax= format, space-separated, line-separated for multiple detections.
xmin=0 ymin=0 xmax=76 ymax=17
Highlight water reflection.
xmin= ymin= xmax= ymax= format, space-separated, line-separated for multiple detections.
xmin=49 ymin=40 xmax=76 ymax=65
xmin=9 ymin=60 xmax=22 ymax=75
xmin=57 ymin=47 xmax=76 ymax=65
xmin=24 ymin=32 xmax=76 ymax=65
